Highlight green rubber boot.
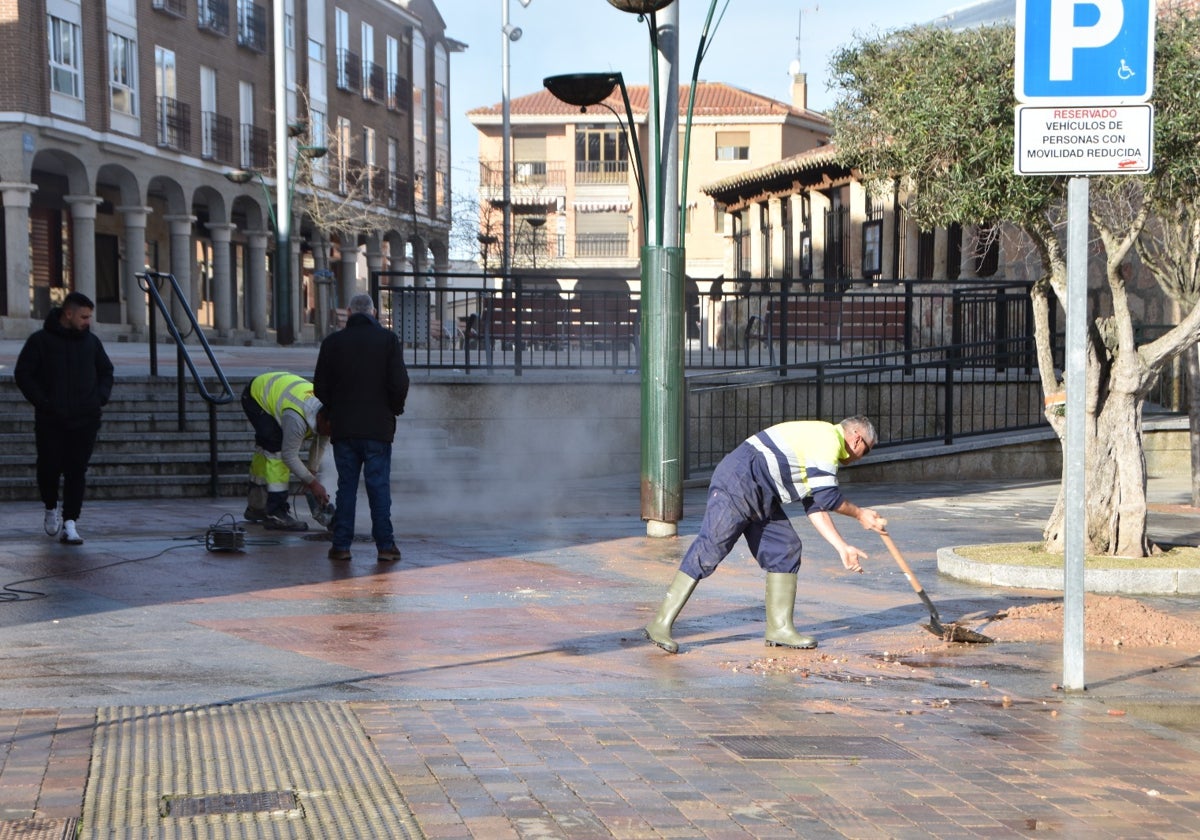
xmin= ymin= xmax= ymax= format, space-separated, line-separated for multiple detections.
xmin=764 ymin=572 xmax=818 ymax=649
xmin=644 ymin=571 xmax=698 ymax=654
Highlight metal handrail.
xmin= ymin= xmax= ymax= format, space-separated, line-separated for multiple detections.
xmin=136 ymin=270 xmax=237 ymax=497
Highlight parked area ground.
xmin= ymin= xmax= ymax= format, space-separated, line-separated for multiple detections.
xmin=0 ymin=459 xmax=1198 ymax=838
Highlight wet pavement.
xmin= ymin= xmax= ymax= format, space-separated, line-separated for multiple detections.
xmin=4 ymin=337 xmax=1200 ymax=837
xmin=0 ymin=459 xmax=1199 ymax=838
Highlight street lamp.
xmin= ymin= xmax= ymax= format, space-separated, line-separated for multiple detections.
xmin=225 ymin=143 xmax=328 ymax=343
xmin=546 ymin=0 xmax=724 ymax=537
xmin=501 ymin=0 xmax=534 ymax=281
xmin=523 ymin=215 xmax=546 ymax=269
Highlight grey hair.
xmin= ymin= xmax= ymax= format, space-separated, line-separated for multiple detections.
xmin=840 ymin=415 xmax=877 ymax=450
xmin=347 ymin=293 xmax=376 ymax=315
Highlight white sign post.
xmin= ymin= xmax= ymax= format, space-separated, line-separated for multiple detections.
xmin=1014 ymin=0 xmax=1156 ymax=693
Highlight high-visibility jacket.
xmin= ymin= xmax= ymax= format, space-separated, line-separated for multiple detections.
xmin=250 ymin=372 xmax=320 ymax=431
xmin=745 ymin=420 xmax=849 ymax=510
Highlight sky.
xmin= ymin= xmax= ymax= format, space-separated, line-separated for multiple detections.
xmin=435 ymin=0 xmax=974 ymax=191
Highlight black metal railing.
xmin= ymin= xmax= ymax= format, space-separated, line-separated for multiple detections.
xmin=136 ymin=271 xmax=237 ymax=497
xmin=237 ymin=2 xmax=266 ymax=51
xmin=157 ymin=98 xmax=191 ymax=151
xmin=684 ymin=341 xmax=1050 ymax=476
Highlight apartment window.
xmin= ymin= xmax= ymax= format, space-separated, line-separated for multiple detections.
xmin=237 ymin=0 xmax=266 ymax=52
xmin=48 ymin=15 xmax=82 ymax=98
xmin=109 ymin=33 xmax=137 ymax=115
xmin=198 ymin=0 xmax=230 ymax=35
xmin=574 ymin=126 xmax=627 ymax=183
xmin=336 ymin=117 xmax=352 ymax=195
xmin=361 ymin=22 xmax=375 ymax=99
xmin=362 ymin=127 xmax=376 ymax=200
xmin=716 ymin=131 xmax=750 ymax=161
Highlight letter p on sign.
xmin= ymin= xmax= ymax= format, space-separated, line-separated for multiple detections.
xmin=1016 ymin=0 xmax=1155 ymax=104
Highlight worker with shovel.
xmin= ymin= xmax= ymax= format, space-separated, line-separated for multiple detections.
xmin=645 ymin=415 xmax=887 ymax=654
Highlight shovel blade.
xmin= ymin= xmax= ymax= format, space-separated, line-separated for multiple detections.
xmin=922 ymin=622 xmax=993 ymax=644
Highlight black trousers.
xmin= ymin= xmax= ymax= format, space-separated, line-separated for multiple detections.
xmin=35 ymin=416 xmax=101 ymax=521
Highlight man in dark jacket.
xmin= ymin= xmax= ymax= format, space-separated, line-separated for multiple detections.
xmin=14 ymin=292 xmax=114 ymax=545
xmin=313 ymin=293 xmax=409 ymax=563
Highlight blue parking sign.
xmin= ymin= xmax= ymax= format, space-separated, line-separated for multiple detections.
xmin=1016 ymin=0 xmax=1155 ymax=103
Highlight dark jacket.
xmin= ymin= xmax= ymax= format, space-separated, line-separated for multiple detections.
xmin=14 ymin=307 xmax=114 ymax=429
xmin=313 ymin=312 xmax=409 ymax=443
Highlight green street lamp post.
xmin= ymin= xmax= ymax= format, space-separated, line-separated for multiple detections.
xmin=225 ymin=141 xmax=327 ymax=344
xmin=545 ymin=0 xmax=723 ymax=537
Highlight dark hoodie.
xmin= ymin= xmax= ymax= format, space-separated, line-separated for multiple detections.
xmin=14 ymin=307 xmax=114 ymax=429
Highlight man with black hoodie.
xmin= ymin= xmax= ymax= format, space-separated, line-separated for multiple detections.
xmin=313 ymin=293 xmax=408 ymax=563
xmin=15 ymin=292 xmax=114 ymax=545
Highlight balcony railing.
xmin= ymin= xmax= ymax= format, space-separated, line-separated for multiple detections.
xmin=240 ymin=123 xmax=268 ymax=170
xmin=157 ymin=98 xmax=191 ymax=151
xmin=387 ymin=75 xmax=411 ymax=112
xmin=479 ymin=160 xmax=566 ymax=191
xmin=201 ymin=112 xmax=233 ymax=163
xmin=364 ymin=62 xmax=385 ymax=102
xmin=198 ymin=0 xmax=229 ymax=34
xmin=575 ymin=233 xmax=629 ymax=258
xmin=153 ymin=0 xmax=187 ymax=16
xmin=237 ymin=3 xmax=266 ymax=51
xmin=389 ymin=174 xmax=413 ymax=213
xmin=337 ymin=50 xmax=361 ymax=92
xmin=575 ymin=160 xmax=628 ymax=184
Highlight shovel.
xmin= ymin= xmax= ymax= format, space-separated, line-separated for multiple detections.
xmin=879 ymin=531 xmax=993 ymax=644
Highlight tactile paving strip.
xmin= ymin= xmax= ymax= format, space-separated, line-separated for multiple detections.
xmin=0 ymin=819 xmax=77 ymax=840
xmin=713 ymin=734 xmax=917 ymax=761
xmin=80 ymin=703 xmax=424 ymax=840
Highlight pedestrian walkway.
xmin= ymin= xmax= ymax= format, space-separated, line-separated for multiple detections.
xmin=0 ymin=469 xmax=1198 ymax=838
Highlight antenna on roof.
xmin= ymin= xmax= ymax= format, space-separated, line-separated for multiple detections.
xmin=789 ymin=5 xmax=818 ymax=76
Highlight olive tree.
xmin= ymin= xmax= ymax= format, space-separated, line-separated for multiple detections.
xmin=829 ymin=11 xmax=1200 ymax=557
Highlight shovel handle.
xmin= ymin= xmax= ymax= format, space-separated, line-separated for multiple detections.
xmin=879 ymin=531 xmax=944 ymax=627
xmin=879 ymin=532 xmax=921 ymax=594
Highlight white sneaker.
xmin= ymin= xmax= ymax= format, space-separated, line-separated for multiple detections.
xmin=60 ymin=520 xmax=83 ymax=545
xmin=43 ymin=508 xmax=61 ymax=536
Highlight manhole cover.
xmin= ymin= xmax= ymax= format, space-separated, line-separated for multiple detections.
xmin=713 ymin=735 xmax=916 ymax=760
xmin=0 ymin=819 xmax=77 ymax=840
xmin=160 ymin=790 xmax=299 ymax=818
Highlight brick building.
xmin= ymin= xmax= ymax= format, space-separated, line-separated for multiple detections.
xmin=0 ymin=0 xmax=459 ymax=342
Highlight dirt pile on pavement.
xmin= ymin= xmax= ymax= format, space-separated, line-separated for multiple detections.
xmin=983 ymin=593 xmax=1200 ymax=648
xmin=728 ymin=595 xmax=1200 ymax=678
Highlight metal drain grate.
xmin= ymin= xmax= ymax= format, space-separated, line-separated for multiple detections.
xmin=0 ymin=818 xmax=78 ymax=840
xmin=714 ymin=735 xmax=916 ymax=760
xmin=160 ymin=790 xmax=299 ymax=818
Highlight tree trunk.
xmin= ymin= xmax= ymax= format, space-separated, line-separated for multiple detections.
xmin=1043 ymin=384 xmax=1153 ymax=557
xmin=1190 ymin=344 xmax=1200 ymax=507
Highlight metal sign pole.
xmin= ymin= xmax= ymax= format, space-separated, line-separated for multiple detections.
xmin=1063 ymin=175 xmax=1089 ymax=691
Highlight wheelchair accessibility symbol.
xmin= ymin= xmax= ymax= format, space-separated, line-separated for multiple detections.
xmin=1117 ymin=59 xmax=1135 ymax=81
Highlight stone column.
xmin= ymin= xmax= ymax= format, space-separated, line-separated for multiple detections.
xmin=246 ymin=231 xmax=270 ymax=339
xmin=365 ymin=235 xmax=384 ymax=296
xmin=1 ymin=183 xmax=36 ymax=317
xmin=65 ymin=195 xmax=102 ymax=301
xmin=164 ymin=214 xmax=196 ymax=327
xmin=117 ymin=205 xmax=151 ymax=329
xmin=338 ymin=243 xmax=358 ymax=306
xmin=207 ymin=223 xmax=236 ymax=335
xmin=809 ymin=191 xmax=831 ymax=283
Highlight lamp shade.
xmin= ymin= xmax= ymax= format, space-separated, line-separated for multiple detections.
xmin=543 ymin=73 xmax=621 ymax=108
xmin=606 ymin=0 xmax=675 ymax=13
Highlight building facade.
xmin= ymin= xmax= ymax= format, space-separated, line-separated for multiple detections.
xmin=0 ymin=0 xmax=458 ymax=342
xmin=466 ymin=74 xmax=831 ymax=293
